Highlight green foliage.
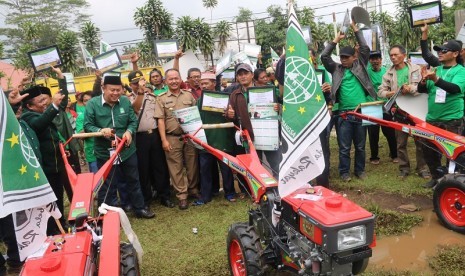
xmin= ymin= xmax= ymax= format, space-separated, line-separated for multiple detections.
xmin=57 ymin=30 xmax=79 ymax=72
xmin=429 ymin=245 xmax=465 ymax=275
xmin=365 ymin=204 xmax=423 ymax=236
xmin=236 ymin=7 xmax=253 ymax=22
xmin=0 ymin=0 xmax=89 ymax=70
xmin=133 ymin=0 xmax=174 ymax=40
xmin=214 ymin=20 xmax=233 ymax=55
xmin=176 ymin=17 xmax=214 ymax=63
xmin=80 ymin=22 xmax=100 ymax=56
xmin=135 ymin=40 xmax=158 ymax=68
xmin=255 ymin=5 xmax=287 ymax=59
xmin=390 ymin=0 xmax=422 ymax=51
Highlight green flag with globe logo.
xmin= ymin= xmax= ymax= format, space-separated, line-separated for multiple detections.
xmin=0 ymin=88 xmax=57 ymax=218
xmin=279 ymin=2 xmax=331 ymax=197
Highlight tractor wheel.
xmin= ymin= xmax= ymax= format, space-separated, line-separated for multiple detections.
xmin=120 ymin=243 xmax=140 ymax=276
xmin=433 ymin=178 xmax=465 ymax=234
xmin=352 ymin=258 xmax=369 ymax=275
xmin=227 ymin=223 xmax=264 ymax=276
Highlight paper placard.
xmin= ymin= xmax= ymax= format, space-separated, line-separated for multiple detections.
xmin=361 ymin=103 xmax=383 ymax=126
xmin=248 ymin=86 xmax=276 ymax=104
xmin=28 ymin=45 xmax=63 ymax=73
xmin=62 ymin=73 xmax=76 ymax=94
xmin=248 ymin=103 xmax=279 ymax=151
xmin=408 ymin=52 xmax=428 ymax=65
xmin=215 ymin=51 xmax=232 ymax=76
xmin=314 ymin=69 xmax=325 ymax=86
xmin=301 ymin=26 xmax=312 ymax=45
xmin=242 ymin=43 xmax=262 ymax=59
xmin=221 ymin=69 xmax=235 ymax=81
xmin=154 ymin=40 xmax=179 ymax=59
xmin=341 ymin=9 xmax=350 ymax=34
xmin=361 ymin=27 xmax=379 ymax=51
xmin=93 ymin=49 xmax=123 ymax=73
xmin=232 ymin=52 xmax=255 ymax=70
xmin=408 ymin=1 xmax=442 ymax=28
xmin=457 ymin=21 xmax=465 ymax=42
xmin=201 ymin=91 xmax=229 ymax=113
xmin=173 ymin=106 xmax=207 ymax=149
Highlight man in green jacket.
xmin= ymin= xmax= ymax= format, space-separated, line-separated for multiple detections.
xmin=20 ymin=66 xmax=69 ymax=234
xmin=84 ymin=75 xmax=155 ymax=219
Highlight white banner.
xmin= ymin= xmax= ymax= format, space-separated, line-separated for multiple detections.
xmin=13 ymin=202 xmax=62 ymax=261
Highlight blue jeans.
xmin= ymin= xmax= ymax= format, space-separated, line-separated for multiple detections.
xmin=199 ymin=152 xmax=235 ymax=202
xmin=335 ymin=116 xmax=367 ymax=176
xmin=88 ymin=161 xmax=98 ymax=173
xmin=97 ymin=153 xmax=145 ymax=210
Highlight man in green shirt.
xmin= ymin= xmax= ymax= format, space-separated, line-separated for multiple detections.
xmin=194 ymin=72 xmax=236 ymax=205
xmin=418 ymin=40 xmax=465 ymax=187
xmin=84 ymin=75 xmax=155 ymax=219
xmin=366 ymin=51 xmax=397 ymax=165
xmin=321 ymin=20 xmax=377 ymax=182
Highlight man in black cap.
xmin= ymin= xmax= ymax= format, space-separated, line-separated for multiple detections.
xmin=20 ymin=67 xmax=70 ymax=234
xmin=84 ymin=75 xmax=155 ymax=218
xmin=421 ymin=23 xmax=464 ymax=67
xmin=418 ymin=40 xmax=465 ymax=188
xmin=321 ymin=19 xmax=377 ymax=182
xmin=128 ymin=70 xmax=174 ymax=209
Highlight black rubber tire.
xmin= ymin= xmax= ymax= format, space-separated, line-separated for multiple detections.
xmin=352 ymin=258 xmax=369 ymax=275
xmin=433 ymin=178 xmax=465 ymax=234
xmin=120 ymin=243 xmax=140 ymax=276
xmin=227 ymin=222 xmax=264 ymax=276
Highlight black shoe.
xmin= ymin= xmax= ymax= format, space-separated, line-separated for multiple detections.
xmin=122 ymin=205 xmax=133 ymax=213
xmin=134 ymin=209 xmax=155 ymax=219
xmin=160 ymin=198 xmax=175 ymax=208
xmin=423 ymin=179 xmax=438 ymax=188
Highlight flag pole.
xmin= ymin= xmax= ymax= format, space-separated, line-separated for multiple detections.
xmin=333 ymin=12 xmax=340 ymax=56
xmin=55 ymin=219 xmax=66 ymax=234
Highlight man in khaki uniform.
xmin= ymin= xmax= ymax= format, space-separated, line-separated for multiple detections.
xmin=155 ymin=69 xmax=199 ymax=210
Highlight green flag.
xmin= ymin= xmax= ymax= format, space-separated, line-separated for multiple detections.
xmin=100 ymin=40 xmax=112 ymax=54
xmin=270 ymin=47 xmax=280 ymax=63
xmin=0 ymin=88 xmax=56 ymax=218
xmin=279 ymin=1 xmax=330 ymax=197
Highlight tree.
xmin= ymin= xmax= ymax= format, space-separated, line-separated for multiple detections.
xmin=80 ymin=22 xmax=100 ymax=56
xmin=133 ymin=0 xmax=174 ymax=66
xmin=0 ymin=42 xmax=4 ymax=79
xmin=195 ymin=18 xmax=214 ymax=63
xmin=0 ymin=0 xmax=89 ymax=70
xmin=236 ymin=7 xmax=253 ymax=23
xmin=255 ymin=5 xmax=287 ymax=60
xmin=134 ymin=0 xmax=174 ymax=40
xmin=391 ymin=0 xmax=421 ymax=51
xmin=202 ymin=0 xmax=218 ymax=23
xmin=176 ymin=16 xmax=198 ymax=51
xmin=214 ymin=20 xmax=233 ymax=55
xmin=57 ymin=31 xmax=79 ymax=72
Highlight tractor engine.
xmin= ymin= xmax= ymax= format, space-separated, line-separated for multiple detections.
xmin=253 ymin=186 xmax=375 ymax=275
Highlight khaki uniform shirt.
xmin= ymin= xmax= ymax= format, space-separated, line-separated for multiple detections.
xmin=154 ymin=89 xmax=196 ymax=135
xmin=129 ymin=92 xmax=158 ymax=132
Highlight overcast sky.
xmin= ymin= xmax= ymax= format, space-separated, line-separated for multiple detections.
xmin=0 ymin=0 xmax=424 ymax=51
xmin=86 ymin=0 xmax=399 ymax=46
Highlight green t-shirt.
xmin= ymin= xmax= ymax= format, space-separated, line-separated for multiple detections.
xmin=426 ymin=65 xmax=465 ymax=121
xmin=153 ymin=85 xmax=168 ymax=96
xmin=75 ymin=104 xmax=86 ymax=132
xmin=396 ymin=66 xmax=409 ymax=88
xmin=338 ymin=69 xmax=368 ymax=110
xmin=368 ymin=65 xmax=386 ymax=92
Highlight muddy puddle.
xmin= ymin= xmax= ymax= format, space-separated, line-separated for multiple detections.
xmin=370 ymin=209 xmax=465 ymax=273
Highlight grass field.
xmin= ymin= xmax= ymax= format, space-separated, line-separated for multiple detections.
xmin=3 ymin=135 xmax=463 ymax=275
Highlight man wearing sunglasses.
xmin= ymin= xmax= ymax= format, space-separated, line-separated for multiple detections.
xmin=418 ymin=40 xmax=465 ymax=188
xmin=420 ymin=23 xmax=464 ymax=67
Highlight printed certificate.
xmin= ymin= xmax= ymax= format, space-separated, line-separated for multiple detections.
xmin=154 ymin=40 xmax=179 ymax=59
xmin=248 ymin=86 xmax=276 ymax=104
xmin=201 ymin=91 xmax=229 ymax=113
xmin=408 ymin=52 xmax=428 ymax=65
xmin=215 ymin=51 xmax=232 ymax=76
xmin=248 ymin=103 xmax=279 ymax=151
xmin=63 ymin=73 xmax=76 ymax=94
xmin=93 ymin=49 xmax=123 ymax=73
xmin=173 ymin=106 xmax=208 ymax=149
xmin=28 ymin=45 xmax=63 ymax=73
xmin=409 ymin=1 xmax=442 ymax=28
